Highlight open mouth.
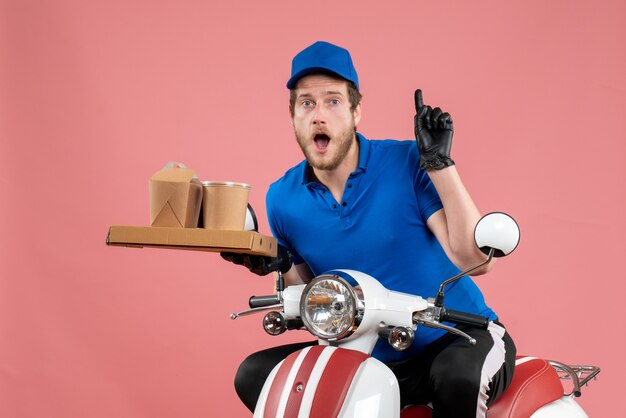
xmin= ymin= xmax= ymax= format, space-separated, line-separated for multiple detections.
xmin=314 ymin=133 xmax=330 ymax=150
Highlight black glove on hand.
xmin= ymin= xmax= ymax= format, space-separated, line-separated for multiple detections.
xmin=414 ymin=89 xmax=455 ymax=171
xmin=220 ymin=244 xmax=293 ymax=276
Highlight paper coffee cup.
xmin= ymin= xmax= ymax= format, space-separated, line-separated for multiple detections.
xmin=201 ymin=181 xmax=251 ymax=230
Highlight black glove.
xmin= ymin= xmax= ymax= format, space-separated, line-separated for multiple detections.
xmin=220 ymin=244 xmax=293 ymax=276
xmin=414 ymin=89 xmax=455 ymax=171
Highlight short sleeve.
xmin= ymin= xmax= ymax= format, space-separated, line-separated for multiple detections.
xmin=266 ymin=186 xmax=305 ymax=264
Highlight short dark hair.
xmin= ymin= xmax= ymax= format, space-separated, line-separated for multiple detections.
xmin=289 ymin=71 xmax=362 ymax=116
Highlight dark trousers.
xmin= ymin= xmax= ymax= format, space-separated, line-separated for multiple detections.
xmin=234 ymin=322 xmax=515 ymax=417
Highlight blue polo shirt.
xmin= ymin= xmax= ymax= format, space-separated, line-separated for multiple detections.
xmin=266 ymin=133 xmax=497 ymax=362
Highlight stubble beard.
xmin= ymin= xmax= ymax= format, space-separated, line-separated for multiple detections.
xmin=295 ymin=124 xmax=356 ymax=171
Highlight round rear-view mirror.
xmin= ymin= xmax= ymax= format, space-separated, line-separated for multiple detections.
xmin=474 ymin=212 xmax=520 ymax=258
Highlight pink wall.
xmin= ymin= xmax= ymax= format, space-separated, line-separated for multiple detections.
xmin=1 ymin=0 xmax=624 ymax=416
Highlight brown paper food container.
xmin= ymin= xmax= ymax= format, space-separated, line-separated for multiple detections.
xmin=202 ymin=181 xmax=251 ymax=230
xmin=149 ymin=162 xmax=203 ymax=228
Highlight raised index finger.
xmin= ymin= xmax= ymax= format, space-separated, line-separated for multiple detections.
xmin=415 ymin=89 xmax=424 ymax=112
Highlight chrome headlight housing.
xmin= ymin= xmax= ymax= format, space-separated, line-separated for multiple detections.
xmin=300 ymin=274 xmax=361 ymax=341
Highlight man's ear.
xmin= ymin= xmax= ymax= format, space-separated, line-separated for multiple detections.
xmin=288 ymin=105 xmax=294 ymax=126
xmin=353 ymin=102 xmax=362 ymax=126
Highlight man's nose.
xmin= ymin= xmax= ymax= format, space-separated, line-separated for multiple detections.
xmin=312 ymin=105 xmax=326 ymax=124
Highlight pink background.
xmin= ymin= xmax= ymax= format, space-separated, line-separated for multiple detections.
xmin=1 ymin=0 xmax=624 ymax=416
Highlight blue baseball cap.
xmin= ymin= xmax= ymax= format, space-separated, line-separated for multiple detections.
xmin=286 ymin=41 xmax=359 ymax=90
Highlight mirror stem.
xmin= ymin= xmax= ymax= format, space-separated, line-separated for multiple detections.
xmin=275 ymin=271 xmax=285 ymax=299
xmin=435 ymin=248 xmax=495 ymax=307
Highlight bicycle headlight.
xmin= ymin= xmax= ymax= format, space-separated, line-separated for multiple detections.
xmin=300 ymin=274 xmax=359 ymax=341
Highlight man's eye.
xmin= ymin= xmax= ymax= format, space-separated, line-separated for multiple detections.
xmin=302 ymin=100 xmax=313 ymax=107
xmin=330 ymin=99 xmax=340 ymax=105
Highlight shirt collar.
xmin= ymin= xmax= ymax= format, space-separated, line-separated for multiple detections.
xmin=354 ymin=132 xmax=370 ymax=173
xmin=301 ymin=132 xmax=370 ymax=186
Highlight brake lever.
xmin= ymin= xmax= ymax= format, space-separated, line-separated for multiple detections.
xmin=230 ymin=304 xmax=283 ymax=319
xmin=415 ymin=315 xmax=477 ymax=345
xmin=231 ymin=272 xmax=287 ymax=320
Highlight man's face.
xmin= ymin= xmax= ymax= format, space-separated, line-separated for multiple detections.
xmin=291 ymin=74 xmax=361 ymax=171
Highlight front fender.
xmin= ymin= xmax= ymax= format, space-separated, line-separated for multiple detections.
xmin=254 ymin=345 xmax=400 ymax=418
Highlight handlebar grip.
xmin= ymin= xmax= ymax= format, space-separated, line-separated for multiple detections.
xmin=249 ymin=295 xmax=280 ymax=308
xmin=440 ymin=308 xmax=489 ymax=330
